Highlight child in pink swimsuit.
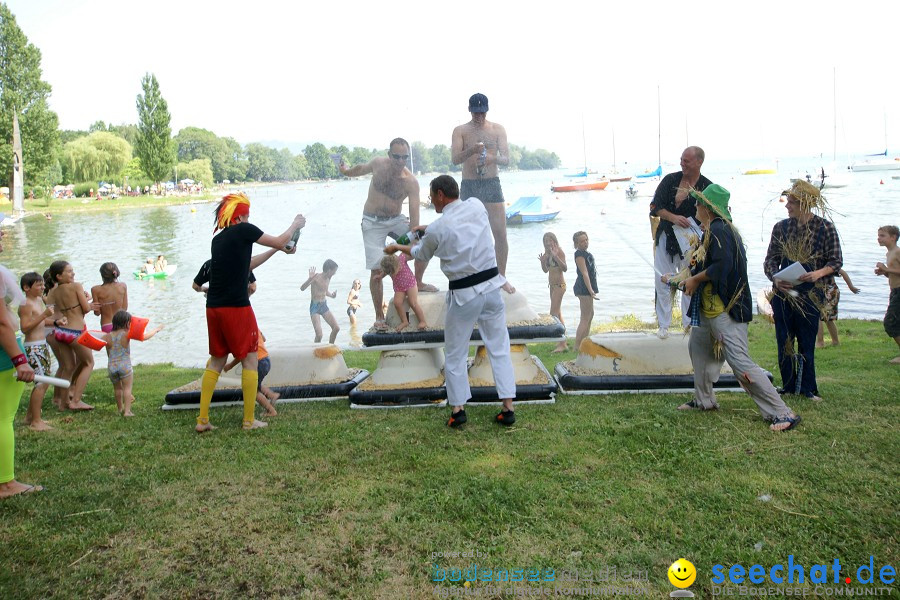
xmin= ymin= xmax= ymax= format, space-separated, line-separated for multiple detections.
xmin=380 ymin=253 xmax=427 ymax=332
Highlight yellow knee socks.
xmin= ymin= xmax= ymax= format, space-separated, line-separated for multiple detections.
xmin=241 ymin=369 xmax=258 ymax=426
xmin=197 ymin=368 xmax=219 ymax=425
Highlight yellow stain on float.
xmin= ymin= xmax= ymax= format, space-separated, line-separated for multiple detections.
xmin=579 ymin=339 xmax=622 ymax=358
xmin=313 ymin=345 xmax=341 ymax=360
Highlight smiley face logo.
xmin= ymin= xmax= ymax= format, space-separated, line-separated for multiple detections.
xmin=668 ymin=558 xmax=696 ymax=588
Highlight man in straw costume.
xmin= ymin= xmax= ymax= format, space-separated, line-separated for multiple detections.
xmin=680 ymin=185 xmax=802 ymax=431
xmin=764 ymin=180 xmax=842 ymax=402
xmin=195 ymin=193 xmax=305 ymax=432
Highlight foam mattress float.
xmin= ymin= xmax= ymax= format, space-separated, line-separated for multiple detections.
xmin=163 ymin=344 xmax=368 ymax=410
xmin=554 ymin=332 xmax=772 ymax=395
xmin=349 ymin=347 xmax=448 ymax=409
xmin=466 ymin=345 xmax=557 ymax=405
xmin=361 ymin=290 xmax=565 ymax=347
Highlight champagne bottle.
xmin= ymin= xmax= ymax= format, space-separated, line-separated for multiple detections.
xmin=285 ymin=226 xmax=302 ymax=250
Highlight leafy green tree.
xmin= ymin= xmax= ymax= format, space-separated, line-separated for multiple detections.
xmin=348 ymin=146 xmax=375 ymax=167
xmin=121 ymin=157 xmax=144 ymax=180
xmin=108 ymin=123 xmax=139 ymax=151
xmin=89 ymin=120 xmax=107 ymax=132
xmin=222 ymin=136 xmax=247 ymax=181
xmin=176 ymin=158 xmax=213 ymax=186
xmin=60 ymin=129 xmax=87 ymax=145
xmin=275 ymin=148 xmax=298 ymax=181
xmin=429 ymin=144 xmax=452 ymax=173
xmin=135 ymin=72 xmax=176 ymax=183
xmin=304 ymin=142 xmax=336 ymax=179
xmin=0 ymin=4 xmax=60 ymax=203
xmin=62 ymin=131 xmax=132 ymax=182
xmin=411 ymin=141 xmax=433 ymax=174
xmin=293 ymin=154 xmax=309 ymax=180
xmin=245 ymin=143 xmax=277 ymax=181
xmin=175 ymin=126 xmax=232 ymax=182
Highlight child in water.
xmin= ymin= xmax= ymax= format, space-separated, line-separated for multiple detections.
xmin=91 ymin=262 xmax=128 ymax=332
xmin=102 ymin=310 xmax=163 ymax=416
xmin=301 ymin=260 xmax=340 ymax=343
xmin=538 ymin=232 xmax=568 ymax=352
xmin=379 ymin=253 xmax=427 ymax=332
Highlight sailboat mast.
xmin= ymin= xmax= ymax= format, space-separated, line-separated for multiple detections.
xmin=657 ymin=85 xmax=662 ymax=168
xmin=581 ymin=113 xmax=587 ymax=172
xmin=833 ymin=67 xmax=837 ymax=162
xmin=612 ymin=128 xmax=616 ymax=172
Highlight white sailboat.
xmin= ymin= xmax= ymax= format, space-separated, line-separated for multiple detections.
xmin=852 ymin=112 xmax=900 ymax=172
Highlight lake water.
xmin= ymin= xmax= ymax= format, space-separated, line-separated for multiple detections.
xmin=3 ymin=157 xmax=898 ymax=367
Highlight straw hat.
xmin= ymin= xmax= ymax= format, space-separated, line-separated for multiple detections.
xmin=690 ymin=184 xmax=732 ymax=221
xmin=782 ymin=180 xmax=825 ymax=210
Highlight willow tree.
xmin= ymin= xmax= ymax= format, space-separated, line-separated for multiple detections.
xmin=0 ymin=4 xmax=59 ymax=212
xmin=135 ymin=73 xmax=175 ymax=185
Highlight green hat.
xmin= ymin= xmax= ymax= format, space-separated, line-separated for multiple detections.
xmin=691 ymin=184 xmax=732 ymax=221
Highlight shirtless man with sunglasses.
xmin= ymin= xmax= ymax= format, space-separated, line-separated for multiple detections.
xmin=339 ymin=137 xmax=434 ymax=330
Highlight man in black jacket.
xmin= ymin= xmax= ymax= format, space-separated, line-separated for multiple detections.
xmin=649 ymin=146 xmax=711 ymax=338
xmin=680 ymin=184 xmax=802 ymax=432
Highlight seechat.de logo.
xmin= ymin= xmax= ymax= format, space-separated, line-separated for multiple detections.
xmin=711 ymin=556 xmax=896 ymax=586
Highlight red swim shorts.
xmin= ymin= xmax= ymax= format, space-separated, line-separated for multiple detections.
xmin=206 ymin=306 xmax=258 ymax=359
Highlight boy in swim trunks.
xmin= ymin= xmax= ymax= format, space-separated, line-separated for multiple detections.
xmin=301 ymin=259 xmax=340 ymax=344
xmin=875 ymin=225 xmax=900 ymax=364
xmin=91 ymin=262 xmax=128 ymax=333
xmin=18 ymin=273 xmax=55 ymax=431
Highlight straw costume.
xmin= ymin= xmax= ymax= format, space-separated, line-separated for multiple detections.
xmin=763 ymin=181 xmax=842 ymax=400
xmin=197 ymin=193 xmax=262 ymax=429
xmin=682 ymin=185 xmax=800 ymax=430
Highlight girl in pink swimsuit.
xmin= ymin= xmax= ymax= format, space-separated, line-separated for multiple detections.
xmin=380 ymin=253 xmax=428 ymax=332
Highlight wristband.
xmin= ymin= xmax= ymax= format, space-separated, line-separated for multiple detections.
xmin=53 ymin=319 xmax=60 ymax=327
xmin=12 ymin=353 xmax=28 ymax=367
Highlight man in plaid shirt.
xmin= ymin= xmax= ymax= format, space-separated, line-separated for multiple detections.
xmin=764 ymin=181 xmax=843 ymax=401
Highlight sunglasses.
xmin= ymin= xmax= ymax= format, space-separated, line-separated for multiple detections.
xmin=390 ymin=153 xmax=409 ymax=161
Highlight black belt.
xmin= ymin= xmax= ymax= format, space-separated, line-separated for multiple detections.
xmin=448 ymin=267 xmax=499 ymax=290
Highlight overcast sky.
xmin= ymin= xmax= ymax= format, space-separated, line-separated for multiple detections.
xmin=8 ymin=0 xmax=900 ymax=167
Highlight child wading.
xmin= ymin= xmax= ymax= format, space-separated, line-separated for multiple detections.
xmin=301 ymin=260 xmax=340 ymax=343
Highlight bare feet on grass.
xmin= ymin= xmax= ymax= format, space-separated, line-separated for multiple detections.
xmin=890 ymin=356 xmax=900 ymax=364
xmin=0 ymin=480 xmax=44 ymax=499
xmin=242 ymin=420 xmax=268 ymax=430
xmin=28 ymin=420 xmax=54 ymax=432
xmin=195 ymin=422 xmax=216 ymax=433
xmin=67 ymin=400 xmax=93 ymax=411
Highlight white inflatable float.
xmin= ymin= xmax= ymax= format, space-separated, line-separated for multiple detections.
xmin=352 ymin=291 xmax=561 ymax=408
xmin=554 ymin=331 xmax=771 ymax=394
xmin=163 ymin=344 xmax=368 ymax=410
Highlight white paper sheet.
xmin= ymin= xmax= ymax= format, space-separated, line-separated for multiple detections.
xmin=773 ymin=261 xmax=808 ymax=286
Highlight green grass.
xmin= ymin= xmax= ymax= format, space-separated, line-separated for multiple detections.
xmin=11 ymin=193 xmax=219 ymax=215
xmin=1 ymin=319 xmax=898 ymax=599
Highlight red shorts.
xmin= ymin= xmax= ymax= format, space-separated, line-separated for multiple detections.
xmin=206 ymin=306 xmax=258 ymax=359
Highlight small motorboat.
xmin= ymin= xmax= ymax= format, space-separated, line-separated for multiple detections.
xmin=505 ymin=196 xmax=559 ymax=225
xmin=550 ymin=179 xmax=609 ymax=193
xmin=625 ymin=184 xmax=639 ymax=200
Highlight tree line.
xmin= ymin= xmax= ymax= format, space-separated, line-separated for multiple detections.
xmin=1 ymin=4 xmax=560 ymax=196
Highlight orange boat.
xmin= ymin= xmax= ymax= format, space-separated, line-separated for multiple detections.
xmin=550 ymin=179 xmax=609 ymax=193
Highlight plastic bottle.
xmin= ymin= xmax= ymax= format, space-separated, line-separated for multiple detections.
xmin=476 ymin=144 xmax=487 ymax=176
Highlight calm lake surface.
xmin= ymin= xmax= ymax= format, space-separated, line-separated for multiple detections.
xmin=3 ymin=158 xmax=898 ymax=367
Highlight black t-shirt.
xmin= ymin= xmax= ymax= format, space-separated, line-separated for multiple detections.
xmin=204 ymin=222 xmax=264 ymax=308
xmin=194 ymin=261 xmax=256 ymax=288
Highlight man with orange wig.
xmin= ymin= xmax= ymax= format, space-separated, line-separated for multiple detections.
xmin=195 ymin=192 xmax=305 ymax=432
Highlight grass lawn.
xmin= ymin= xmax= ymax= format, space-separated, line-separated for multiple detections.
xmin=1 ymin=319 xmax=897 ymax=599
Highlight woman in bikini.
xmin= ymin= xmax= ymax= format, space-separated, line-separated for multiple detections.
xmin=539 ymin=232 xmax=569 ymax=352
xmin=346 ymin=279 xmax=362 ymax=326
xmin=45 ymin=261 xmax=94 ymax=411
xmin=90 ymin=262 xmax=128 ymax=332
